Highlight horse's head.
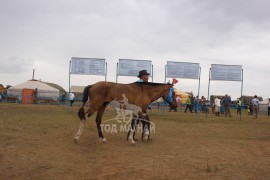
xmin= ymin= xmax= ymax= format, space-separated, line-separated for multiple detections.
xmin=162 ymin=84 xmax=178 ymax=110
xmin=135 ymin=82 xmax=178 ymax=110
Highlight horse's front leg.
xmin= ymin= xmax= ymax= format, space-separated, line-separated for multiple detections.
xmin=142 ymin=113 xmax=150 ymax=141
xmin=96 ymin=105 xmax=107 ymax=143
xmin=128 ymin=118 xmax=137 ymax=144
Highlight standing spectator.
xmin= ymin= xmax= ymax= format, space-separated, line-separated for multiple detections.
xmin=249 ymin=101 xmax=253 ymax=116
xmin=169 ymin=95 xmax=178 ymax=112
xmin=222 ymin=94 xmax=232 ymax=117
xmin=214 ymin=96 xmax=221 ymax=116
xmin=171 ymin=95 xmax=181 ymax=112
xmin=220 ymin=96 xmax=225 ymax=115
xmin=268 ymin=98 xmax=270 ymax=116
xmin=0 ymin=93 xmax=2 ymax=103
xmin=61 ymin=92 xmax=66 ymax=104
xmin=200 ymin=96 xmax=206 ymax=112
xmin=211 ymin=102 xmax=215 ymax=114
xmin=193 ymin=96 xmax=199 ymax=113
xmin=251 ymin=95 xmax=260 ymax=119
xmin=33 ymin=88 xmax=38 ymax=104
xmin=176 ymin=95 xmax=181 ymax=107
xmin=237 ymin=99 xmax=242 ymax=114
xmin=247 ymin=104 xmax=251 ymax=115
xmin=69 ymin=92 xmax=75 ymax=106
xmin=184 ymin=95 xmax=193 ymax=113
xmin=190 ymin=95 xmax=195 ymax=112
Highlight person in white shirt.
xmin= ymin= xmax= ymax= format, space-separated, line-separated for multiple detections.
xmin=251 ymin=95 xmax=260 ymax=119
xmin=214 ymin=96 xmax=221 ymax=116
xmin=176 ymin=95 xmax=181 ymax=111
xmin=69 ymin=92 xmax=75 ymax=106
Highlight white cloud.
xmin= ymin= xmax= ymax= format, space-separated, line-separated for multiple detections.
xmin=0 ymin=0 xmax=270 ymax=100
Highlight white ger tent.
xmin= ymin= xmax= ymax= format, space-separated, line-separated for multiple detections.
xmin=8 ymin=80 xmax=59 ymax=100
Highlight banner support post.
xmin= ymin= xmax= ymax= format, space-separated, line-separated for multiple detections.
xmin=68 ymin=60 xmax=71 ymax=113
xmin=105 ymin=62 xmax=107 ymax=81
xmin=240 ymin=69 xmax=244 ymax=120
xmin=116 ymin=63 xmax=119 ymax=83
xmin=164 ymin=65 xmax=167 ymax=83
xmin=196 ymin=67 xmax=201 ymax=119
xmin=152 ymin=64 xmax=154 ymax=82
xmin=206 ymin=68 xmax=211 ymax=120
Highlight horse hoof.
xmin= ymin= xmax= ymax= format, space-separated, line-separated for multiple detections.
xmin=143 ymin=136 xmax=148 ymax=141
xmin=74 ymin=136 xmax=80 ymax=143
xmin=143 ymin=131 xmax=149 ymax=141
xmin=128 ymin=138 xmax=135 ymax=144
xmin=99 ymin=138 xmax=107 ymax=143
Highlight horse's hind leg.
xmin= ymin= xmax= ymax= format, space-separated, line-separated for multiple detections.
xmin=96 ymin=105 xmax=107 ymax=143
xmin=74 ymin=108 xmax=96 ymax=142
xmin=74 ymin=120 xmax=86 ymax=142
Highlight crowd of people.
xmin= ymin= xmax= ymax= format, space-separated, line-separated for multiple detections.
xmin=168 ymin=94 xmax=210 ymax=114
xmin=165 ymin=93 xmax=270 ymax=119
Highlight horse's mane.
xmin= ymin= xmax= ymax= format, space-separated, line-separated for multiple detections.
xmin=134 ymin=82 xmax=172 ymax=86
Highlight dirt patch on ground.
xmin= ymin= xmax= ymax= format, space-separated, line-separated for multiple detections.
xmin=1 ymin=103 xmax=270 ymax=179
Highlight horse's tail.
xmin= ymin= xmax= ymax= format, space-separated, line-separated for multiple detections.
xmin=78 ymin=85 xmax=92 ymax=121
xmin=82 ymin=85 xmax=91 ymax=104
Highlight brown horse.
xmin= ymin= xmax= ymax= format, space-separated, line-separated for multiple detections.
xmin=74 ymin=81 xmax=177 ymax=143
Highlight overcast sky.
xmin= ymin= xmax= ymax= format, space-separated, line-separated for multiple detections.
xmin=1 ymin=0 xmax=270 ymax=100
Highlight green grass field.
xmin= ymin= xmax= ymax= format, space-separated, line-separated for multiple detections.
xmin=1 ymin=103 xmax=270 ymax=179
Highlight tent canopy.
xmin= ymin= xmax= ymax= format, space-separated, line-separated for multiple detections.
xmin=45 ymin=82 xmax=66 ymax=95
xmin=173 ymin=87 xmax=190 ymax=104
xmin=70 ymin=85 xmax=85 ymax=98
xmin=259 ymin=99 xmax=270 ymax=105
xmin=70 ymin=86 xmax=85 ymax=93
